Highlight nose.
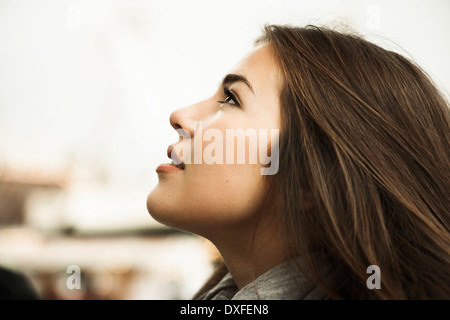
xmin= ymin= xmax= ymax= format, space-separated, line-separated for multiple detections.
xmin=169 ymin=105 xmax=195 ymax=138
xmin=171 ymin=96 xmax=217 ymax=138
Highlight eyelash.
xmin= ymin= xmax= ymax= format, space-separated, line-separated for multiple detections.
xmin=217 ymin=87 xmax=240 ymax=107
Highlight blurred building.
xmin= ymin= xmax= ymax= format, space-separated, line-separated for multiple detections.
xmin=0 ymin=158 xmax=67 ymax=225
xmin=0 ymin=157 xmax=216 ymax=300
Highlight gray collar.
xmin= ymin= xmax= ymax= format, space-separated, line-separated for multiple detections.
xmin=199 ymin=258 xmax=329 ymax=300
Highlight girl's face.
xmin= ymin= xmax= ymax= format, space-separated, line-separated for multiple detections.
xmin=146 ymin=44 xmax=282 ymax=239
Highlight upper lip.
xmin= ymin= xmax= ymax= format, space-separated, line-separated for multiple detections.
xmin=167 ymin=145 xmax=185 ymax=169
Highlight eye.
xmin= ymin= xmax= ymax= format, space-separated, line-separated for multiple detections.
xmin=217 ymin=88 xmax=240 ymax=107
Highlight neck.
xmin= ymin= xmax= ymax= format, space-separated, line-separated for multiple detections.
xmin=209 ymin=216 xmax=287 ymax=290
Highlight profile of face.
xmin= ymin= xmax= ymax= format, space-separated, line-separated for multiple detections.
xmin=146 ymin=44 xmax=281 ymax=240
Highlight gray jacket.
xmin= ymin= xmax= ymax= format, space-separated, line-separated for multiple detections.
xmin=198 ymin=258 xmax=329 ymax=300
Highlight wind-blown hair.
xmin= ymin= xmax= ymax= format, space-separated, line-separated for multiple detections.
xmin=196 ymin=24 xmax=450 ymax=299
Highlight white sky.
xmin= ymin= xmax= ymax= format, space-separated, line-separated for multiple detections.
xmin=0 ymin=0 xmax=449 ymax=230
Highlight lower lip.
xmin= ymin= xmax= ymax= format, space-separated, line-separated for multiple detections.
xmin=156 ymin=163 xmax=184 ymax=173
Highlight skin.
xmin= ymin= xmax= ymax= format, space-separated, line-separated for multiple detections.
xmin=147 ymin=44 xmax=287 ymax=289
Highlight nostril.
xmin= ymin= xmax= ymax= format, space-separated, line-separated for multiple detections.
xmin=169 ymin=110 xmax=183 ymax=130
xmin=169 ymin=107 xmax=194 ymax=137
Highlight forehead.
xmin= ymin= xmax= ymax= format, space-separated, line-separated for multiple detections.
xmin=230 ymin=43 xmax=281 ymax=95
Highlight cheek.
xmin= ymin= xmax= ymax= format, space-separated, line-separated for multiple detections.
xmin=147 ymin=114 xmax=277 ymax=235
xmin=147 ymin=163 xmax=267 ymax=235
xmin=187 ymin=163 xmax=266 ymax=217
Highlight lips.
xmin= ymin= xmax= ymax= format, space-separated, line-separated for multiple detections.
xmin=167 ymin=145 xmax=185 ymax=170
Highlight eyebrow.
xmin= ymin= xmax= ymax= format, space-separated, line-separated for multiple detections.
xmin=221 ymin=73 xmax=254 ymax=94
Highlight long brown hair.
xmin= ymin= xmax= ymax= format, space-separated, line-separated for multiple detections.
xmin=196 ymin=24 xmax=450 ymax=299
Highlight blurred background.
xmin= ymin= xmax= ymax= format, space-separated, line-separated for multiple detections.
xmin=0 ymin=0 xmax=449 ymax=299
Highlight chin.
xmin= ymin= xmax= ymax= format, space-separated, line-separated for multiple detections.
xmin=146 ymin=187 xmax=186 ymax=231
xmin=146 ymin=187 xmax=168 ymax=225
